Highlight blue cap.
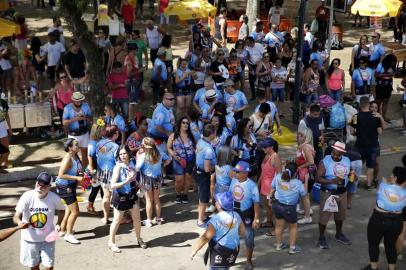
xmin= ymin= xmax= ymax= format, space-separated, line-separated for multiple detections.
xmin=259 ymin=137 xmax=276 ymax=149
xmin=215 ymin=191 xmax=234 ymax=211
xmin=233 ymin=161 xmax=250 ymax=173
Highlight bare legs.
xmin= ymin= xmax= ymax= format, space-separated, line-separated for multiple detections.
xmin=101 ymin=188 xmax=112 ymax=224
xmin=60 ymin=202 xmax=79 ymax=234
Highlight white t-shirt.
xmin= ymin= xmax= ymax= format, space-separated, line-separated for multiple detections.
xmin=146 ymin=26 xmax=161 ymax=50
xmin=15 ymin=190 xmax=64 ymax=242
xmin=250 ymin=113 xmax=271 ymax=135
xmin=269 ymin=7 xmax=284 ymax=26
xmin=255 ymin=101 xmax=278 ymax=122
xmin=41 ymin=42 xmax=65 ymax=66
xmin=271 ymin=66 xmax=288 ymax=89
xmin=246 ymin=43 xmax=264 ymax=65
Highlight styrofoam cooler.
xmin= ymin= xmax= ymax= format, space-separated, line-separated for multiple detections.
xmin=8 ymin=104 xmax=25 ymax=129
xmin=311 ymin=183 xmax=321 ymax=204
xmin=24 ymin=102 xmax=52 ymax=128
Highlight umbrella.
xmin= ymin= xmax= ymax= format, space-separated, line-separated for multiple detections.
xmin=164 ymin=0 xmax=217 ymax=21
xmin=351 ymin=0 xmax=403 ymax=17
xmin=0 ymin=18 xmax=20 ymax=38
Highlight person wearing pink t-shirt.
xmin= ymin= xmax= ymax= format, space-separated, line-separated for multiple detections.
xmin=107 ymin=62 xmax=129 ymax=120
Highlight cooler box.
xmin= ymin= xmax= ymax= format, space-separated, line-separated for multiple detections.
xmin=311 ymin=183 xmax=321 ymax=204
xmin=8 ymin=104 xmax=25 ymax=129
xmin=24 ymin=102 xmax=52 ymax=128
xmin=82 ymin=13 xmax=95 ymax=32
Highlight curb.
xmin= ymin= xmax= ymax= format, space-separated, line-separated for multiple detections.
xmin=0 ymin=162 xmax=60 ymax=184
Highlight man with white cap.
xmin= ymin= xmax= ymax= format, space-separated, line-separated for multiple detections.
xmin=200 ymin=89 xmax=218 ymax=123
xmin=223 ymin=79 xmax=248 ymax=122
xmin=63 ymin=91 xmax=92 ymax=168
xmin=193 ymin=77 xmax=223 ymax=114
xmin=316 ymin=141 xmax=351 ymax=249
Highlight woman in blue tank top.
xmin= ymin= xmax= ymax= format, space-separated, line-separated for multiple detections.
xmin=55 ymin=138 xmax=83 ymax=244
xmin=108 ymin=145 xmax=147 ymax=253
xmin=363 ymin=166 xmax=406 ymax=270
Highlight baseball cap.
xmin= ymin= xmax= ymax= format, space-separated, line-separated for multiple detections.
xmin=37 ymin=172 xmax=53 ymax=186
xmin=259 ymin=137 xmax=277 ymax=149
xmin=233 ymin=161 xmax=250 ymax=173
xmin=215 ymin=191 xmax=234 ymax=211
xmin=223 ymin=79 xmax=234 ymax=88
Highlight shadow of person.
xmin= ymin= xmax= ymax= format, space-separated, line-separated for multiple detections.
xmin=145 ymin=232 xmax=199 ymax=248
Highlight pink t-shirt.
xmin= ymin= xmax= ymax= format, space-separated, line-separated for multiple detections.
xmin=56 ymin=85 xmax=74 ymax=110
xmin=108 ymin=71 xmax=129 ymax=99
xmin=260 ymin=154 xmax=277 ymax=196
xmin=327 ymin=70 xmax=343 ymax=91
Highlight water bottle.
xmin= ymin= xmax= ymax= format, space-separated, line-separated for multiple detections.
xmin=30 ymin=81 xmax=37 ymax=103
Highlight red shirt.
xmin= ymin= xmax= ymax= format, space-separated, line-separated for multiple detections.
xmin=121 ymin=4 xmax=135 ymax=25
xmin=159 ymin=0 xmax=169 ymax=13
xmin=108 ymin=71 xmax=129 ymax=99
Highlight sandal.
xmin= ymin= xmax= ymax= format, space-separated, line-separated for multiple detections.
xmin=265 ymin=231 xmax=276 ymax=237
xmin=138 ymin=239 xmax=148 ymax=249
xmin=108 ymin=243 xmax=121 ymax=253
xmin=87 ymin=207 xmax=98 ymax=216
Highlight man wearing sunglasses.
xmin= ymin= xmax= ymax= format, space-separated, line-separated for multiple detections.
xmin=369 ymin=32 xmax=385 ymax=69
xmin=14 ymin=172 xmax=65 ymax=270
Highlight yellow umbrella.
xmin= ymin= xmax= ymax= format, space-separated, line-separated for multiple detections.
xmin=351 ymin=0 xmax=403 ymax=17
xmin=0 ymin=18 xmax=20 ymax=38
xmin=164 ymin=0 xmax=217 ymax=21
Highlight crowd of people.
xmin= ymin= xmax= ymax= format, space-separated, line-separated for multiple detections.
xmin=0 ymin=0 xmax=405 ymax=270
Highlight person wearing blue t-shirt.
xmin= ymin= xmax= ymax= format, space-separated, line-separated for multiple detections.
xmin=223 ymin=79 xmax=248 ymax=122
xmin=193 ymin=77 xmax=223 ymax=114
xmin=316 ymin=141 xmax=351 ymax=249
xmin=369 ymin=32 xmax=385 ymax=68
xmin=229 ymin=161 xmax=260 ymax=270
xmin=212 ymin=146 xmax=234 ymax=196
xmin=62 ymin=91 xmax=92 ymax=168
xmin=351 ymin=56 xmax=375 ymax=103
xmin=104 ymin=103 xmax=127 ymax=145
xmin=136 ymin=137 xmax=171 ymax=227
xmin=191 ymin=192 xmax=245 ymax=269
xmin=174 ymin=58 xmax=194 ymax=117
xmin=271 ymin=163 xmax=308 ymax=254
xmin=212 ymin=102 xmax=236 ymax=135
xmin=194 ymin=124 xmax=217 ymax=227
xmin=96 ymin=125 xmax=120 ymax=225
xmin=363 ymin=166 xmax=406 ymax=270
xmin=151 ymin=48 xmax=168 ymax=105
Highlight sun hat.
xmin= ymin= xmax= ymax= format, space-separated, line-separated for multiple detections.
xmin=205 ymin=89 xmax=217 ymax=99
xmin=331 ymin=141 xmax=346 ymax=153
xmin=71 ymin=91 xmax=85 ymax=102
xmin=37 ymin=172 xmax=53 ymax=186
xmin=215 ymin=191 xmax=234 ymax=211
xmin=259 ymin=137 xmax=277 ymax=149
xmin=233 ymin=161 xmax=250 ymax=173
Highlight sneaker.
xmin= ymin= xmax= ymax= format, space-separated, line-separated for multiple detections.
xmin=275 ymin=243 xmax=289 ymax=251
xmin=361 ymin=265 xmax=376 ymax=270
xmin=58 ymin=231 xmax=66 ymax=237
xmin=297 ymin=217 xmax=312 ymax=224
xmin=108 ymin=242 xmax=121 ymax=253
xmin=154 ymin=217 xmax=164 ymax=225
xmin=296 ymin=209 xmax=305 ymax=215
xmin=318 ymin=236 xmax=328 ymax=249
xmin=206 ymin=205 xmax=215 ymax=213
xmin=288 ymin=245 xmax=302 ymax=254
xmin=181 ymin=194 xmax=189 ymax=204
xmin=143 ymin=219 xmax=153 ymax=227
xmin=64 ymin=234 xmax=80 ymax=244
xmin=335 ymin=234 xmax=351 ymax=245
xmin=175 ymin=195 xmax=182 ymax=204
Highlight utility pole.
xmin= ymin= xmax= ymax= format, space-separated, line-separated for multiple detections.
xmin=292 ymin=0 xmax=307 ymax=124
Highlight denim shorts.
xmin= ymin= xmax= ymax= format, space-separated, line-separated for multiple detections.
xmin=272 ymin=200 xmax=298 ymax=224
xmin=271 ymin=88 xmax=285 ymax=102
xmin=244 ymin=224 xmax=255 ymax=249
xmin=357 ymin=146 xmax=378 ymax=169
xmin=172 ymin=159 xmax=194 ymax=176
xmin=20 ymin=240 xmax=55 ymax=268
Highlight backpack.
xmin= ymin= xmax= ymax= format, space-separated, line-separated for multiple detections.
xmin=329 ymin=103 xmax=346 ymax=129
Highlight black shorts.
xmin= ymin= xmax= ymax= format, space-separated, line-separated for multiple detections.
xmin=272 ymin=200 xmax=298 ymax=224
xmin=111 ymin=191 xmax=137 ymax=211
xmin=194 ymin=170 xmax=210 ymax=203
xmin=357 ymin=146 xmax=378 ymax=168
xmin=0 ymin=142 xmax=9 ymax=154
xmin=47 ymin=66 xmax=56 ymax=82
xmin=63 ymin=195 xmax=77 ymax=206
xmin=375 ymin=84 xmax=393 ymax=100
xmin=56 ymin=181 xmax=77 ymax=200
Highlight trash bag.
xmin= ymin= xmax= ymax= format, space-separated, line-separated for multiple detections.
xmin=330 ymin=102 xmax=346 ymax=129
xmin=323 ymin=195 xmax=339 ymax=212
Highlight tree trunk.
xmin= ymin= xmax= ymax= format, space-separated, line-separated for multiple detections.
xmin=59 ymin=0 xmax=106 ymax=118
xmin=246 ymin=0 xmax=259 ymax=33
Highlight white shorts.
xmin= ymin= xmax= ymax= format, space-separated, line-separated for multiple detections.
xmin=0 ymin=120 xmax=9 ymax=138
xmin=68 ymin=132 xmax=89 ymax=148
xmin=20 ymin=240 xmax=55 ymax=268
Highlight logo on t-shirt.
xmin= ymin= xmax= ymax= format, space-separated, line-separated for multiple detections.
xmin=333 ymin=163 xmax=348 ymax=179
xmin=233 ymin=184 xmax=245 ymax=201
xmin=29 ymin=212 xmax=47 ymax=229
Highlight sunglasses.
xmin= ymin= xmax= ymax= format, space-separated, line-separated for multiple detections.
xmin=263 ymin=55 xmax=270 ymax=58
xmin=60 ymin=76 xmax=67 ymax=79
xmin=333 ymin=62 xmax=339 ymax=65
xmin=182 ymin=121 xmax=190 ymax=125
xmin=166 ymin=98 xmax=175 ymax=101
xmin=371 ymin=36 xmax=378 ymax=38
xmin=37 ymin=182 xmax=50 ymax=188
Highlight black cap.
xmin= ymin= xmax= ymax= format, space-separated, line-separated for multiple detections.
xmin=37 ymin=172 xmax=53 ymax=185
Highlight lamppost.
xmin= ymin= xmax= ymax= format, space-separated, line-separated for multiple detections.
xmin=292 ymin=0 xmax=307 ymax=124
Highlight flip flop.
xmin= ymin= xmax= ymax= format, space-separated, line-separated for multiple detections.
xmin=265 ymin=231 xmax=276 ymax=237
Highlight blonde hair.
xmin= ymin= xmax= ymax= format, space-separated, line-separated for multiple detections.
xmin=299 ymin=128 xmax=313 ymax=146
xmin=142 ymin=137 xmax=160 ymax=164
xmin=89 ymin=124 xmax=104 ymax=141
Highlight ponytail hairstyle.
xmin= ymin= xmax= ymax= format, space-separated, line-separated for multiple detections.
xmin=281 ymin=161 xmax=298 ymax=181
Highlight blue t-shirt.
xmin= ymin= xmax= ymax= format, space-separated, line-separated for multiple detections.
xmin=148 ymin=103 xmax=175 ymax=138
xmin=271 ymin=174 xmax=307 ymax=205
xmin=352 ymin=67 xmax=375 ymax=88
xmin=376 ymin=182 xmax=406 ymax=212
xmin=62 ymin=103 xmax=92 ymax=132
xmin=225 ymin=113 xmax=236 ymax=133
xmin=152 ymin=58 xmax=167 ymax=81
xmin=105 ymin=114 xmax=127 ymax=133
xmin=230 ymin=134 xmax=257 ymax=161
xmin=96 ymin=138 xmax=119 ymax=172
xmin=114 ymin=160 xmax=136 ymax=194
xmin=136 ymin=150 xmax=169 ymax=178
xmin=200 ymin=101 xmax=212 ymax=122
xmin=229 ymin=178 xmax=260 ymax=211
xmin=224 ymin=90 xmax=248 ymax=113
xmin=195 ymin=138 xmax=216 ymax=170
xmin=56 ymin=157 xmax=82 ymax=186
xmin=175 ymin=68 xmax=192 ymax=89
xmin=321 ymin=155 xmax=351 ymax=190
xmin=264 ymin=31 xmax=284 ymax=47
xmin=310 ymin=51 xmax=327 ymax=70
xmin=370 ymin=43 xmax=385 ymax=62
xmin=87 ymin=140 xmax=97 ymax=167
xmin=190 ymin=120 xmax=203 ymax=142
xmin=208 ymin=211 xmax=242 ymax=250
xmin=194 ymin=87 xmax=223 ymax=108
xmin=215 ymin=164 xmax=233 ymax=194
